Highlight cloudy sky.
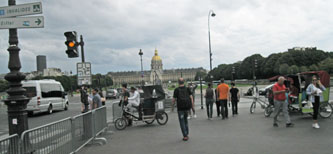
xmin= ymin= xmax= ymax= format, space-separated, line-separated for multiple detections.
xmin=1 ymin=0 xmax=333 ymax=75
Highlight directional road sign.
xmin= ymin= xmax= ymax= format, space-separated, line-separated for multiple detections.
xmin=77 ymin=62 xmax=92 ymax=86
xmin=0 ymin=2 xmax=42 ymax=18
xmin=0 ymin=16 xmax=44 ymax=29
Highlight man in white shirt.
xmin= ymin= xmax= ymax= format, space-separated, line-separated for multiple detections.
xmin=127 ymin=87 xmax=140 ymax=111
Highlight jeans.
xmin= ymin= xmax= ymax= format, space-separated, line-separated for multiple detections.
xmin=82 ymin=103 xmax=89 ymax=113
xmin=206 ymin=99 xmax=214 ymax=118
xmin=178 ymin=110 xmax=189 ymax=137
xmin=272 ymin=100 xmax=291 ymax=124
xmin=220 ymin=99 xmax=228 ymax=119
xmin=231 ymin=99 xmax=238 ymax=114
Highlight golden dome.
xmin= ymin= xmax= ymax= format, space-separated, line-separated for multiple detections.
xmin=152 ymin=49 xmax=162 ymax=61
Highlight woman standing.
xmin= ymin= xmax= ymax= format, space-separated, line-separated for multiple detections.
xmin=306 ymin=76 xmax=326 ymax=129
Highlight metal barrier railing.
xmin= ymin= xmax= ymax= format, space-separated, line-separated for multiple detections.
xmin=71 ymin=111 xmax=94 ymax=153
xmin=0 ymin=106 xmax=108 ymax=154
xmin=0 ymin=134 xmax=20 ymax=154
xmin=21 ymin=118 xmax=72 ymax=154
xmin=93 ymin=107 xmax=107 ymax=136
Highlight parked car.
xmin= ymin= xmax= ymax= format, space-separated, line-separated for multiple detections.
xmin=106 ymin=89 xmax=119 ymax=99
xmin=22 ymin=79 xmax=69 ymax=116
xmin=259 ymin=84 xmax=274 ymax=96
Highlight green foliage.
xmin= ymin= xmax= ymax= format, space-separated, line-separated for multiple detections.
xmin=0 ymin=80 xmax=9 ymax=92
xmin=208 ymin=48 xmax=333 ymax=80
xmin=288 ymin=65 xmax=299 ymax=74
xmin=195 ymin=71 xmax=207 ymax=80
xmin=279 ymin=64 xmax=289 ymax=75
xmin=309 ymin=64 xmax=319 ymax=71
xmin=318 ymin=58 xmax=333 ymax=74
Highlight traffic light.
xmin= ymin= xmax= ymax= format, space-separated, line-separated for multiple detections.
xmin=64 ymin=31 xmax=79 ymax=58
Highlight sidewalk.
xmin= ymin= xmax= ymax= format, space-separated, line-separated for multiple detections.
xmin=80 ymin=101 xmax=333 ymax=154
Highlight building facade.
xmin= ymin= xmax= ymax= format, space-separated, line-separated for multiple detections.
xmin=108 ymin=49 xmax=205 ymax=86
xmin=37 ymin=55 xmax=47 ymax=73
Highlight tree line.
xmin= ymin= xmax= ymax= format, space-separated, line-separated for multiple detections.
xmin=207 ymin=48 xmax=333 ymax=81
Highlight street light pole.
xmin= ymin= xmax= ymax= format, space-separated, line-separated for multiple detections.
xmin=208 ymin=10 xmax=216 ymax=72
xmin=139 ymin=49 xmax=144 ymax=86
xmin=232 ymin=66 xmax=235 ymax=81
xmin=4 ymin=0 xmax=30 ymax=136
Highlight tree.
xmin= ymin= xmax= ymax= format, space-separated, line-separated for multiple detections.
xmin=318 ymin=58 xmax=333 ymax=73
xmin=299 ymin=66 xmax=308 ymax=72
xmin=195 ymin=71 xmax=207 ymax=81
xmin=309 ymin=64 xmax=319 ymax=71
xmin=288 ymin=65 xmax=299 ymax=74
xmin=279 ymin=63 xmax=289 ymax=75
xmin=0 ymin=80 xmax=9 ymax=92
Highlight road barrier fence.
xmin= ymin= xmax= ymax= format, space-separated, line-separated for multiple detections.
xmin=0 ymin=106 xmax=108 ymax=154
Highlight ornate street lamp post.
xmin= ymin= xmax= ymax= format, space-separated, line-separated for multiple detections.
xmin=4 ymin=0 xmax=30 ymax=136
xmin=139 ymin=49 xmax=144 ymax=86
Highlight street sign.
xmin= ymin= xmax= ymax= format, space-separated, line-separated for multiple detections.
xmin=77 ymin=62 xmax=92 ymax=86
xmin=0 ymin=16 xmax=44 ymax=29
xmin=0 ymin=2 xmax=42 ymax=18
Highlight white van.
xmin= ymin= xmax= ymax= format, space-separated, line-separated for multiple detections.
xmin=22 ymin=79 xmax=69 ymax=116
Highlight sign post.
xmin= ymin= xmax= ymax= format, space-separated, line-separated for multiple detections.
xmin=77 ymin=62 xmax=92 ymax=86
xmin=0 ymin=16 xmax=44 ymax=29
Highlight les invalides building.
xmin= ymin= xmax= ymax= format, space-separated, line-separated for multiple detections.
xmin=108 ymin=49 xmax=205 ymax=86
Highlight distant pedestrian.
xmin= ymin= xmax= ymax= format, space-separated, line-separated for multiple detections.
xmin=272 ymin=77 xmax=294 ymax=128
xmin=172 ymin=78 xmax=194 ymax=141
xmin=205 ymin=83 xmax=215 ymax=119
xmin=188 ymin=82 xmax=198 ymax=119
xmin=306 ymin=76 xmax=326 ymax=129
xmin=80 ymin=86 xmax=89 ymax=113
xmin=215 ymin=83 xmax=221 ymax=117
xmin=92 ymin=88 xmax=102 ymax=109
xmin=216 ymin=78 xmax=229 ymax=119
xmin=229 ymin=82 xmax=240 ymax=115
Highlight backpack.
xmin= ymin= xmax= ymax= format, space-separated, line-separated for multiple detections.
xmin=206 ymin=88 xmax=214 ymax=99
xmin=177 ymin=87 xmax=192 ymax=110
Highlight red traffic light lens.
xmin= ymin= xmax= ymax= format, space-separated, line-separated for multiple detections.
xmin=68 ymin=42 xmax=75 ymax=47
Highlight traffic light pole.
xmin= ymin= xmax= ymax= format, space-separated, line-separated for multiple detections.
xmin=80 ymin=35 xmax=85 ymax=63
xmin=4 ymin=0 xmax=30 ymax=136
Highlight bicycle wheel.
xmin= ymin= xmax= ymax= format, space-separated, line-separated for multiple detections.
xmin=115 ymin=118 xmax=127 ymax=130
xmin=250 ymin=102 xmax=256 ymax=114
xmin=319 ymin=102 xmax=333 ymax=118
xmin=264 ymin=105 xmax=274 ymax=117
xmin=156 ymin=111 xmax=168 ymax=125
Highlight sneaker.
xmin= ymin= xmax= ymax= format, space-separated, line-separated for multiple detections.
xmin=183 ymin=136 xmax=189 ymax=141
xmin=187 ymin=116 xmax=191 ymax=120
xmin=193 ymin=114 xmax=197 ymax=118
xmin=286 ymin=123 xmax=294 ymax=128
xmin=273 ymin=123 xmax=278 ymax=127
xmin=312 ymin=123 xmax=320 ymax=129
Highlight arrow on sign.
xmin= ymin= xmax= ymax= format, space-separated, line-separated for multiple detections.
xmin=35 ymin=18 xmax=41 ymax=25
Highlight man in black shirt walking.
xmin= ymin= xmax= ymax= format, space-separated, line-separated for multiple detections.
xmin=229 ymin=82 xmax=240 ymax=115
xmin=172 ymin=78 xmax=194 ymax=141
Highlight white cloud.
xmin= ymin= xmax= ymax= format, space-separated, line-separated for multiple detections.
xmin=1 ymin=0 xmax=333 ymax=75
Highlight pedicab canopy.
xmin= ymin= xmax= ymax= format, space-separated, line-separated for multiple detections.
xmin=141 ymin=85 xmax=165 ymax=101
xmin=268 ymin=71 xmax=330 ymax=88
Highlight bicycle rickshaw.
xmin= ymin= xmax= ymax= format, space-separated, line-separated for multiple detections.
xmin=114 ymin=85 xmax=169 ymax=130
xmin=264 ymin=71 xmax=333 ymax=118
